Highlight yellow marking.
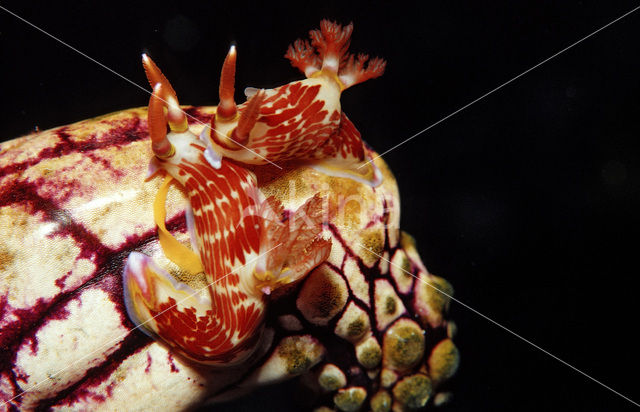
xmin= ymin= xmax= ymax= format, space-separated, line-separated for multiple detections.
xmin=226 ymin=128 xmax=238 ymax=141
xmin=168 ymin=118 xmax=189 ymax=133
xmin=310 ymin=69 xmax=346 ymax=91
xmin=155 ymin=144 xmax=176 ymax=159
xmin=215 ymin=111 xmax=240 ymax=123
xmin=253 ymin=270 xmax=291 ymax=293
xmin=165 ymin=104 xmax=189 ymax=133
xmin=154 ymin=175 xmax=204 ymax=275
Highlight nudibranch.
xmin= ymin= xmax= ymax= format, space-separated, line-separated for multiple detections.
xmin=122 ymin=71 xmax=332 ymax=364
xmin=123 ymin=20 xmax=385 ymax=365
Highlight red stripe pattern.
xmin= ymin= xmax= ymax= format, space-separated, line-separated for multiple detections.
xmin=149 ymin=144 xmax=264 ymax=364
xmin=317 ymin=112 xmax=365 ymax=161
xmin=247 ymin=81 xmax=342 ymax=162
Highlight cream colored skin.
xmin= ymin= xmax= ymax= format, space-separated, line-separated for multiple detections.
xmin=208 ymin=74 xmax=343 ymax=165
xmin=0 ymin=106 xmax=409 ymax=410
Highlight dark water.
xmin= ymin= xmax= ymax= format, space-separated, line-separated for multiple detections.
xmin=1 ymin=1 xmax=639 ymax=410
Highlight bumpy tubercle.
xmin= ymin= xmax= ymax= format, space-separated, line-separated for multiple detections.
xmin=123 ymin=56 xmax=331 ymax=364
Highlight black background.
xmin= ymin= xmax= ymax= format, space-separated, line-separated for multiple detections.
xmin=1 ymin=1 xmax=640 ymax=411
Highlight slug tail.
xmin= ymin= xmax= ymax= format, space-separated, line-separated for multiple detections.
xmin=123 ymin=252 xmax=264 ymax=365
xmin=122 ymin=252 xmax=212 ymax=348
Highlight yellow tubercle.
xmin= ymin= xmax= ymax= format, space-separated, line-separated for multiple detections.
xmin=154 ymin=175 xmax=204 ymax=275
